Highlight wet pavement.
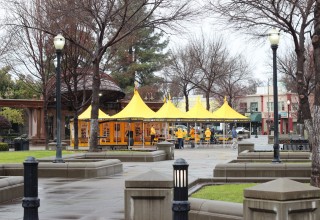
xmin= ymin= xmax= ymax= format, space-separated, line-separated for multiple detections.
xmin=0 ymin=135 xmax=272 ymax=220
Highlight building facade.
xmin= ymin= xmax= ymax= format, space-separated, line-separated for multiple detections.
xmin=236 ymin=86 xmax=299 ymax=135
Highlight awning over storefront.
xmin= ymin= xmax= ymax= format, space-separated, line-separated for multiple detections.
xmin=78 ymin=105 xmax=110 ymax=120
xmin=110 ymin=89 xmax=155 ymax=120
xmin=212 ymin=98 xmax=250 ymax=122
xmin=250 ymin=112 xmax=262 ymax=122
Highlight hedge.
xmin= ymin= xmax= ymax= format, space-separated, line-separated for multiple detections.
xmin=0 ymin=142 xmax=9 ymax=151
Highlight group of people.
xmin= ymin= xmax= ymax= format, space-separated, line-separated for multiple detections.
xmin=150 ymin=124 xmax=238 ymax=149
xmin=176 ymin=126 xmax=216 ymax=149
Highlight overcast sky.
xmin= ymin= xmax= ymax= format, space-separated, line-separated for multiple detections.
xmin=166 ymin=16 xmax=292 ymax=86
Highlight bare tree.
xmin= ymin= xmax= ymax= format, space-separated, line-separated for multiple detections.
xmin=189 ymin=35 xmax=230 ymax=110
xmin=165 ymin=46 xmax=198 ymax=111
xmin=210 ymin=0 xmax=320 ymax=188
xmin=246 ymin=78 xmax=264 ymax=95
xmin=278 ymin=43 xmax=315 ymax=97
xmin=4 ymin=4 xmax=55 ymax=149
xmin=214 ymin=54 xmax=252 ymax=108
xmin=310 ymin=0 xmax=320 ymax=187
xmin=210 ymin=0 xmax=314 ymax=134
xmin=5 ymin=0 xmax=200 ymax=150
xmin=61 ymin=42 xmax=93 ymax=150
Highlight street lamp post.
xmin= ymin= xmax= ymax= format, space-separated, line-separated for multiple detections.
xmin=269 ymin=28 xmax=281 ymax=163
xmin=172 ymin=158 xmax=190 ymax=220
xmin=287 ymin=99 xmax=291 ymax=134
xmin=53 ymin=34 xmax=65 ymax=163
xmin=267 ymin=78 xmax=271 ymax=135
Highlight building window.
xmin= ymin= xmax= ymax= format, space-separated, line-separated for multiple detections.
xmin=267 ymin=102 xmax=274 ymax=111
xmin=292 ymin=103 xmax=298 ymax=111
xmin=250 ymin=102 xmax=258 ymax=112
xmin=239 ymin=102 xmax=247 ymax=112
xmin=280 ymin=102 xmax=285 ymax=111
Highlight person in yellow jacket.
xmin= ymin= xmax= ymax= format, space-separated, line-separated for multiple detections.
xmin=150 ymin=125 xmax=156 ymax=145
xmin=175 ymin=128 xmax=184 ymax=149
xmin=205 ymin=127 xmax=211 ymax=145
xmin=182 ymin=129 xmax=187 ymax=148
xmin=189 ymin=126 xmax=195 ymax=148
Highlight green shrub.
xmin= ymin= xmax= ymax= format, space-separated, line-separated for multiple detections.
xmin=0 ymin=142 xmax=9 ymax=151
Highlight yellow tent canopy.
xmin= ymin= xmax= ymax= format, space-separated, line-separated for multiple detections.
xmin=147 ymin=99 xmax=189 ymax=121
xmin=186 ymin=99 xmax=216 ymax=121
xmin=78 ymin=105 xmax=110 ymax=120
xmin=212 ymin=99 xmax=250 ymax=122
xmin=110 ymin=89 xmax=155 ymax=120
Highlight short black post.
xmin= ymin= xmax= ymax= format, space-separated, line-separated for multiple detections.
xmin=172 ymin=158 xmax=190 ymax=220
xmin=22 ymin=156 xmax=40 ymax=220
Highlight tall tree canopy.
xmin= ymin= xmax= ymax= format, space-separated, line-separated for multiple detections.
xmin=109 ymin=27 xmax=169 ymax=95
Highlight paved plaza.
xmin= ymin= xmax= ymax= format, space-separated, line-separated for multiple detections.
xmin=0 ymin=135 xmax=273 ymax=220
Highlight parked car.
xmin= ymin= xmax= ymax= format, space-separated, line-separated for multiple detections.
xmin=176 ymin=125 xmax=188 ymax=131
xmin=236 ymin=127 xmax=249 ymax=134
xmin=168 ymin=125 xmax=188 ymax=135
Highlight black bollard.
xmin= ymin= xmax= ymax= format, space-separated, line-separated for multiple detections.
xmin=172 ymin=158 xmax=190 ymax=220
xmin=22 ymin=156 xmax=40 ymax=220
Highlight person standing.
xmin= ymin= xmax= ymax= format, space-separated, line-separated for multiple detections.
xmin=210 ymin=127 xmax=215 ymax=144
xmin=176 ymin=128 xmax=184 ymax=149
xmin=182 ymin=129 xmax=187 ymax=148
xmin=189 ymin=126 xmax=195 ymax=148
xmin=150 ymin=125 xmax=156 ymax=145
xmin=231 ymin=126 xmax=238 ymax=149
xmin=205 ymin=128 xmax=211 ymax=145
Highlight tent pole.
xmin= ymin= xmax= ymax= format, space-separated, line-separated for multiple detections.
xmin=128 ymin=121 xmax=131 ymax=149
xmin=195 ymin=121 xmax=197 ymax=148
xmin=223 ymin=122 xmax=225 ymax=148
xmin=165 ymin=122 xmax=168 ymax=139
xmin=142 ymin=122 xmax=144 ymax=148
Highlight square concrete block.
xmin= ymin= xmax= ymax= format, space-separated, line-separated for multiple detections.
xmin=125 ymin=189 xmax=172 ymax=220
xmin=238 ymin=141 xmax=254 ymax=155
xmin=244 ymin=178 xmax=320 ymax=220
xmin=125 ymin=170 xmax=173 ymax=220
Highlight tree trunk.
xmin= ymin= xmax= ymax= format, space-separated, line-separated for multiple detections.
xmin=89 ymin=60 xmax=101 ymax=151
xmin=73 ymin=115 xmax=79 ymax=150
xmin=205 ymin=92 xmax=210 ymax=110
xmin=310 ymin=1 xmax=320 ymax=187
xmin=308 ymin=115 xmax=320 ymax=187
xmin=44 ymin=105 xmax=49 ymax=150
xmin=183 ymin=89 xmax=189 ymax=112
xmin=43 ymin=92 xmax=49 ymax=150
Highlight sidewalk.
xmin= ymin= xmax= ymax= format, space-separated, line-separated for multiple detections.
xmin=0 ymin=135 xmax=270 ymax=220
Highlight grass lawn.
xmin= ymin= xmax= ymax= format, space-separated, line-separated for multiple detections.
xmin=0 ymin=151 xmax=80 ymax=163
xmin=191 ymin=183 xmax=257 ymax=203
xmin=0 ymin=149 xmax=154 ymax=163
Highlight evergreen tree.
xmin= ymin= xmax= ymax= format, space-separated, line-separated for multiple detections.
xmin=109 ymin=27 xmax=169 ymax=94
xmin=0 ymin=67 xmax=13 ymax=99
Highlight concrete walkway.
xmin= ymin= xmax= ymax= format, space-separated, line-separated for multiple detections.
xmin=0 ymin=135 xmax=272 ymax=220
